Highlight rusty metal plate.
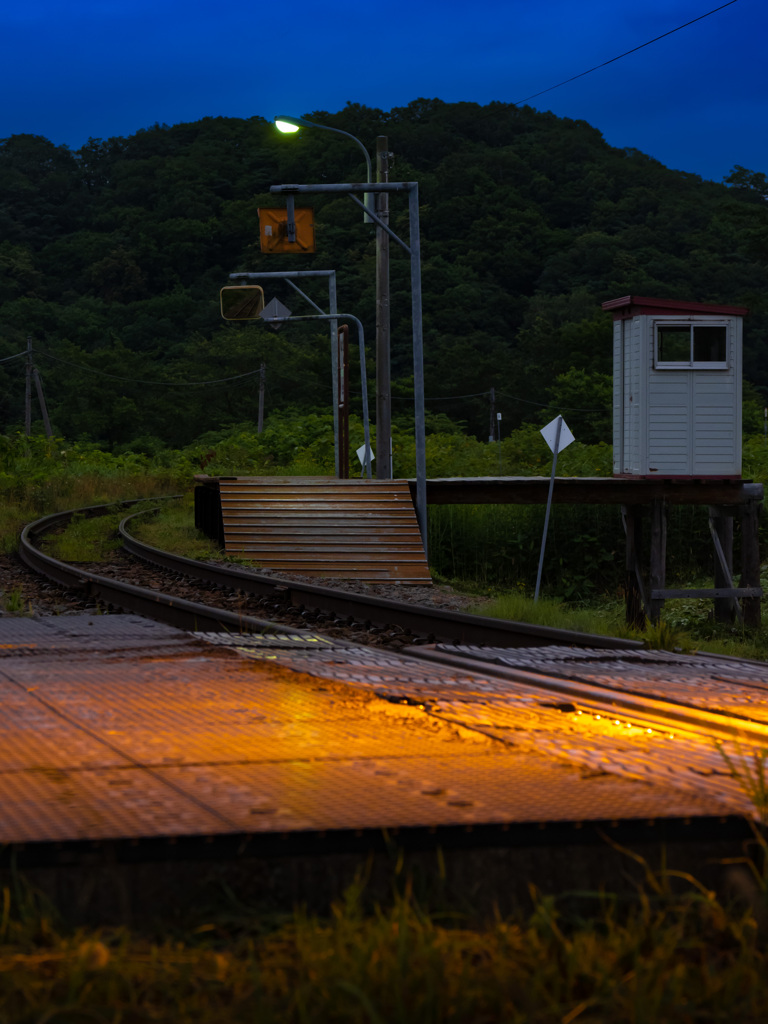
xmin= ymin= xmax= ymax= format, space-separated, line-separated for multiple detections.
xmin=0 ymin=615 xmax=207 ymax=659
xmin=0 ymin=679 xmax=131 ymax=771
xmin=0 ymin=766 xmax=230 ymax=843
xmin=0 ymin=657 xmax=496 ymax=767
xmin=155 ymin=753 xmax=734 ymax=835
xmin=229 ymin=644 xmax=758 ymax=816
xmin=441 ymin=645 xmax=768 ymax=724
xmin=0 ymin=618 xmax=756 ymax=849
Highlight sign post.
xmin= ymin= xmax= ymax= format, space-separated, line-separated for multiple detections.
xmin=534 ymin=415 xmax=575 ymax=602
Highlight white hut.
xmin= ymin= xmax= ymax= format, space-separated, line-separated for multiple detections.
xmin=603 ymin=295 xmax=748 ymax=478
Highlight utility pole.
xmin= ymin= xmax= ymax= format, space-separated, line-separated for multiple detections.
xmin=32 ymin=368 xmax=53 ymax=437
xmin=489 ymin=387 xmax=496 ymax=442
xmin=257 ymin=362 xmax=266 ymax=434
xmin=375 ymin=136 xmax=392 ymax=479
xmin=24 ymin=336 xmax=33 ymax=436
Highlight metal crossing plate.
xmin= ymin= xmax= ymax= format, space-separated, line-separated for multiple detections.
xmin=0 ymin=618 xmax=753 ymax=849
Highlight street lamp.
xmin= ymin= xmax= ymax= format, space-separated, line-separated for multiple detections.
xmin=275 ymin=115 xmax=372 ymax=219
xmin=274 ymin=114 xmax=392 ymax=480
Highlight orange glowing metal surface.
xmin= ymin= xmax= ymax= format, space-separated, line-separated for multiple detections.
xmin=0 ymin=616 xmax=764 ymax=847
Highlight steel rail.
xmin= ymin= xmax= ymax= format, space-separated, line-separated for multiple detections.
xmin=19 ymin=502 xmax=303 ymax=635
xmin=118 ymin=508 xmax=643 ymax=651
xmin=402 ymin=646 xmax=768 ymax=746
xmin=18 ymin=503 xmax=768 ymax=756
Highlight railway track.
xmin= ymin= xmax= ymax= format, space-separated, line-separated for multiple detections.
xmin=16 ymin=499 xmax=768 ymax=813
xmin=19 ymin=499 xmax=643 ymax=650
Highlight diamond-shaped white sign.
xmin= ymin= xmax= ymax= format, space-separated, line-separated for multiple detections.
xmin=260 ymin=297 xmax=292 ymax=331
xmin=356 ymin=444 xmax=374 ymax=465
xmin=540 ymin=415 xmax=575 ymax=455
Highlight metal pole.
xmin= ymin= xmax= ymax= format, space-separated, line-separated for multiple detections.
xmin=329 ymin=274 xmax=339 ymax=476
xmin=257 ymin=362 xmax=265 ymax=434
xmin=337 ymin=326 xmax=350 ymax=479
xmin=409 ymin=184 xmax=427 ymax=556
xmin=375 ymin=136 xmax=392 ymax=480
xmin=261 ymin=312 xmax=371 ymax=479
xmin=229 ymin=269 xmax=340 ymax=476
xmin=534 ymin=415 xmax=563 ymax=602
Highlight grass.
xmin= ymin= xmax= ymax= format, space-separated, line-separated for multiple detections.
xmin=126 ymin=494 xmax=221 ymax=561
xmin=469 ymin=590 xmax=630 ymax=639
xmin=0 ymin=587 xmax=27 ymax=615
xmin=2 ymin=849 xmax=768 ymax=1024
xmin=39 ymin=509 xmax=126 ymax=563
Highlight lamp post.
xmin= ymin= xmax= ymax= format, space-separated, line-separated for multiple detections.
xmin=274 ymin=115 xmax=392 ymax=479
xmin=275 ymin=116 xmax=372 ymax=220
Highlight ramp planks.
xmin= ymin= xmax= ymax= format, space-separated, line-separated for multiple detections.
xmin=219 ymin=477 xmax=431 ymax=583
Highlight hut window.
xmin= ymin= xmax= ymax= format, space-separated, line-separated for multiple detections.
xmin=655 ymin=322 xmax=728 ymax=368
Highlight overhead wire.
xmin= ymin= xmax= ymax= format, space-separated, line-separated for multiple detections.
xmin=33 ymin=349 xmax=267 ymax=388
xmin=511 ymin=1 xmax=741 ymax=107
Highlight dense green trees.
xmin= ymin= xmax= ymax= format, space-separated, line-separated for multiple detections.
xmin=0 ymin=102 xmax=766 ymax=448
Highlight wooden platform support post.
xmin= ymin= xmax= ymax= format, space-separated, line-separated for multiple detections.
xmin=740 ymin=496 xmax=762 ymax=628
xmin=622 ymin=504 xmax=646 ymax=629
xmin=709 ymin=506 xmax=736 ymax=623
xmin=649 ymin=498 xmax=667 ymax=624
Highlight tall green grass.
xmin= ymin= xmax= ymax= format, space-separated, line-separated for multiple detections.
xmin=2 ymin=849 xmax=768 ymax=1024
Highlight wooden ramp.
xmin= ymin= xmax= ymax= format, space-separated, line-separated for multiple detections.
xmin=219 ymin=477 xmax=431 ymax=584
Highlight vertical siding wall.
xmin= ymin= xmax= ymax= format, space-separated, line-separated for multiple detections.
xmin=614 ymin=315 xmax=741 ymax=477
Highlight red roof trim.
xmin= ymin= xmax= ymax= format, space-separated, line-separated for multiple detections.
xmin=602 ymin=295 xmax=749 ymax=318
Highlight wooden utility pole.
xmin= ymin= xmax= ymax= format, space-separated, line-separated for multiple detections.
xmin=488 ymin=387 xmax=496 ymax=442
xmin=32 ymin=368 xmax=53 ymax=437
xmin=375 ymin=136 xmax=392 ymax=479
xmin=257 ymin=362 xmax=266 ymax=434
xmin=24 ymin=336 xmax=33 ymax=436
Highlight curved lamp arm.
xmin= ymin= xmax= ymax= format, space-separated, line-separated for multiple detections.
xmin=275 ymin=115 xmax=373 ymax=220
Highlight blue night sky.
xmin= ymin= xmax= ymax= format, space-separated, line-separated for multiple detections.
xmin=1 ymin=0 xmax=764 ymax=183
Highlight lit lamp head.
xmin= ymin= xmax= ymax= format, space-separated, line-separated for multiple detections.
xmin=273 ymin=113 xmax=374 ymax=223
xmin=274 ymin=115 xmax=309 ymax=134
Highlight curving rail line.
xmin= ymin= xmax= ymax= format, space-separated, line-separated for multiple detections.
xmin=20 ymin=499 xmax=644 ymax=650
xmin=17 ymin=500 xmax=768 ymax=769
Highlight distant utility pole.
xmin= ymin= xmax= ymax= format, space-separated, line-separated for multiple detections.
xmin=257 ymin=362 xmax=266 ymax=434
xmin=24 ymin=336 xmax=53 ymax=437
xmin=489 ymin=387 xmax=496 ymax=442
xmin=33 ymin=368 xmax=53 ymax=437
xmin=25 ymin=336 xmax=32 ymax=436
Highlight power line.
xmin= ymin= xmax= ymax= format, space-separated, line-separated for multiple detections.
xmin=0 ymin=351 xmax=27 ymax=364
xmin=511 ymin=1 xmax=740 ymax=106
xmin=33 ymin=350 xmax=266 ymax=387
xmin=497 ymin=390 xmax=607 ymax=413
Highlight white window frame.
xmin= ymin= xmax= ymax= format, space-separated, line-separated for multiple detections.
xmin=654 ymin=320 xmax=729 ymax=370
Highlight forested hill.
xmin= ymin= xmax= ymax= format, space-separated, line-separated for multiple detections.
xmin=1 ymin=99 xmax=766 ymax=449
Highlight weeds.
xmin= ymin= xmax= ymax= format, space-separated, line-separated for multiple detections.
xmin=717 ymin=742 xmax=768 ymax=827
xmin=637 ymin=617 xmax=697 ymax=652
xmin=471 ymin=589 xmax=627 ymax=638
xmin=0 ymin=587 xmax=26 ymax=614
xmin=39 ymin=510 xmax=125 ymax=563
xmin=127 ymin=495 xmax=221 ymax=561
xmin=2 ymin=853 xmax=768 ymax=1023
